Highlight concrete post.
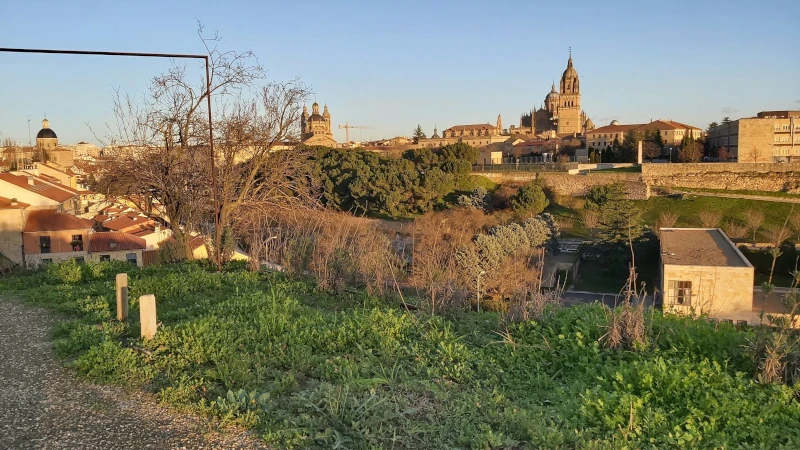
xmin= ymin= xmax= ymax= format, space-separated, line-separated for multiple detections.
xmin=637 ymin=141 xmax=643 ymax=165
xmin=139 ymin=294 xmax=157 ymax=340
xmin=115 ymin=273 xmax=128 ymax=322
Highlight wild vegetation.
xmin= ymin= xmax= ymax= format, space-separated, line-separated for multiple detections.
xmin=3 ymin=261 xmax=800 ymax=449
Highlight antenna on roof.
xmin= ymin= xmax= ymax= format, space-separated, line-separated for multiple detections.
xmin=27 ymin=115 xmax=32 ymax=146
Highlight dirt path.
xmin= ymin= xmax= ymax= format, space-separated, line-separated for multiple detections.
xmin=670 ymin=189 xmax=800 ymax=204
xmin=0 ymin=298 xmax=268 ymax=450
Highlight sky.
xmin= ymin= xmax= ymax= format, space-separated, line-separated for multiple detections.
xmin=1 ymin=0 xmax=799 ymax=146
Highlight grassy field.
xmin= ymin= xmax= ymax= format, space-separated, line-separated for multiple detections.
xmin=2 ymin=261 xmax=799 ymax=449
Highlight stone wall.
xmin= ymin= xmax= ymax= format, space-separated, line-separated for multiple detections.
xmin=642 ymin=163 xmax=800 ymax=193
xmin=474 ymin=171 xmax=649 ymax=199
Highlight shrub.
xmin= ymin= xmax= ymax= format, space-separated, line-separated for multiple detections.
xmin=585 ymin=183 xmax=625 ymax=209
xmin=724 ymin=220 xmax=748 ymax=239
xmin=509 ymin=182 xmax=549 ymax=216
xmin=698 ymin=210 xmax=723 ymax=228
xmin=456 ymin=186 xmax=490 ymax=211
xmin=45 ymin=260 xmax=83 ymax=284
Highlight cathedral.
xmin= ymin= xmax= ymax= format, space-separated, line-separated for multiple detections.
xmin=514 ymin=52 xmax=594 ymax=137
xmin=300 ymin=102 xmax=337 ymax=147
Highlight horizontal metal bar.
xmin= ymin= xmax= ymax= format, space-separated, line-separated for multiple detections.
xmin=0 ymin=47 xmax=206 ymax=59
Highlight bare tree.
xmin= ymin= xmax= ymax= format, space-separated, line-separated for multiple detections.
xmin=698 ymin=210 xmax=723 ymax=228
xmin=678 ymin=141 xmax=703 ymax=163
xmin=743 ymin=209 xmax=765 ymax=243
xmin=95 ymin=24 xmax=318 ymax=267
xmin=581 ymin=209 xmax=599 ymax=237
xmin=656 ymin=211 xmax=679 ymax=232
xmin=789 ymin=211 xmax=800 ymax=242
xmin=723 ymin=220 xmax=747 ymax=239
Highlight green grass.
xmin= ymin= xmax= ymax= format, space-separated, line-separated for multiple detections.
xmin=2 ymin=260 xmax=800 ymax=449
xmin=635 ymin=195 xmax=796 ymax=238
xmin=461 ymin=174 xmax=499 ymax=192
xmin=678 ymin=187 xmax=800 ymax=199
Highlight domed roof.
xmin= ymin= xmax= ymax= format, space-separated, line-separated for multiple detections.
xmin=610 ymin=120 xmax=620 ymax=126
xmin=545 ymin=84 xmax=559 ymax=103
xmin=36 ymin=118 xmax=57 ymax=139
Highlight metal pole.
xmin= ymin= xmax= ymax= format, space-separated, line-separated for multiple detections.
xmin=1 ymin=47 xmax=220 ymax=270
xmin=205 ymin=57 xmax=221 ymax=272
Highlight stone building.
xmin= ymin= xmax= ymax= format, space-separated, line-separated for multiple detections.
xmin=586 ymin=119 xmax=703 ymax=150
xmin=512 ymin=52 xmax=594 ymax=138
xmin=417 ymin=114 xmax=508 ymax=149
xmin=659 ymin=228 xmax=757 ymax=324
xmin=300 ymin=102 xmax=337 ymax=147
xmin=707 ymin=111 xmax=800 ymax=163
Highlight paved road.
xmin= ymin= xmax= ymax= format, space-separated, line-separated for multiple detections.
xmin=0 ymin=298 xmax=268 ymax=450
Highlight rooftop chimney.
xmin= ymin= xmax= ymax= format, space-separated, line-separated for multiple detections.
xmin=10 ymin=198 xmax=18 ymax=206
xmin=27 ymin=175 xmax=34 ymax=185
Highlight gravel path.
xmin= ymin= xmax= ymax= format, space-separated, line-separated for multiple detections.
xmin=0 ymin=298 xmax=269 ymax=450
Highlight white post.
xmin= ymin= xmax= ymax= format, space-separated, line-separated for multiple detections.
xmin=637 ymin=141 xmax=643 ymax=165
xmin=139 ymin=294 xmax=157 ymax=340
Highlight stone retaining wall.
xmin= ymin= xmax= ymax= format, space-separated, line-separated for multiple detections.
xmin=474 ymin=172 xmax=649 ymax=199
xmin=642 ymin=163 xmax=800 ymax=193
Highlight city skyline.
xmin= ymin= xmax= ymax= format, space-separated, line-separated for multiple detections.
xmin=1 ymin=0 xmax=798 ymax=146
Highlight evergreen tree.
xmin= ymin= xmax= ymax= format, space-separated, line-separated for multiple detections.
xmin=412 ymin=124 xmax=427 ymax=143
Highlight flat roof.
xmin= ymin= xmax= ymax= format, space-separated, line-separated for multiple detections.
xmin=660 ymin=228 xmax=751 ymax=268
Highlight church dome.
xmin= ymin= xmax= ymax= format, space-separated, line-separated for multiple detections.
xmin=610 ymin=120 xmax=619 ymax=126
xmin=545 ymin=84 xmax=559 ymax=103
xmin=36 ymin=118 xmax=57 ymax=139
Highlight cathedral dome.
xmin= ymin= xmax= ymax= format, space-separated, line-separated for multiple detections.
xmin=561 ymin=61 xmax=578 ymax=81
xmin=545 ymin=84 xmax=559 ymax=103
xmin=36 ymin=118 xmax=57 ymax=139
xmin=610 ymin=120 xmax=619 ymax=126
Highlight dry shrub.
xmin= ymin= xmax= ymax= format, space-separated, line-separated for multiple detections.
xmin=656 ymin=211 xmax=679 ymax=231
xmin=723 ymin=220 xmax=747 ymax=239
xmin=581 ymin=209 xmax=599 ymax=236
xmin=491 ymin=185 xmax=518 ymax=210
xmin=409 ymin=208 xmax=492 ymax=313
xmin=743 ymin=209 xmax=765 ymax=243
xmin=698 ymin=210 xmax=723 ymax=228
xmin=555 ymin=194 xmax=586 ymax=211
xmin=505 ymin=255 xmax=563 ymax=323
xmin=764 ymin=225 xmax=790 ymax=247
xmin=601 ymin=266 xmax=649 ymax=350
xmin=259 ymin=210 xmax=403 ymax=296
xmin=555 ymin=216 xmax=575 ymax=231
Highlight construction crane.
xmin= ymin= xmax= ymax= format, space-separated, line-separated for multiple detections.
xmin=338 ymin=122 xmax=373 ymax=147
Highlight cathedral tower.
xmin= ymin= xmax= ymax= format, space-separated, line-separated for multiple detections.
xmin=557 ymin=50 xmax=582 ymax=135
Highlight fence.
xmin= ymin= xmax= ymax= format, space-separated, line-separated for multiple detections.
xmin=472 ymin=162 xmax=574 ymax=172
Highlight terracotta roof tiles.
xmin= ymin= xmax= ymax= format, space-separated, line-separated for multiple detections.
xmin=23 ymin=209 xmax=94 ymax=232
xmin=0 ymin=195 xmax=30 ymax=210
xmin=89 ymin=232 xmax=146 ymax=252
xmin=0 ymin=172 xmax=76 ymax=203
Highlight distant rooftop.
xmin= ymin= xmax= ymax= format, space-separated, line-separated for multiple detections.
xmin=660 ymin=228 xmax=751 ymax=267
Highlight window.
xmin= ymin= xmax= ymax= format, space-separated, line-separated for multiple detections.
xmin=126 ymin=253 xmax=137 ymax=265
xmin=668 ymin=280 xmax=692 ymax=305
xmin=41 ymin=258 xmax=52 ymax=265
xmin=100 ymin=255 xmax=111 ymax=261
xmin=71 ymin=234 xmax=84 ymax=251
xmin=40 ymin=236 xmax=51 ymax=254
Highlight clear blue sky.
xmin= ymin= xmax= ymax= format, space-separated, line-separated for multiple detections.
xmin=1 ymin=0 xmax=798 ymax=145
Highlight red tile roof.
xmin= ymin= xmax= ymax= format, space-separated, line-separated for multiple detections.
xmin=89 ymin=232 xmax=146 ymax=252
xmin=0 ymin=172 xmax=76 ymax=203
xmin=102 ymin=214 xmax=153 ymax=232
xmin=23 ymin=209 xmax=94 ymax=232
xmin=587 ymin=124 xmax=642 ymax=135
xmin=0 ymin=195 xmax=30 ymax=210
